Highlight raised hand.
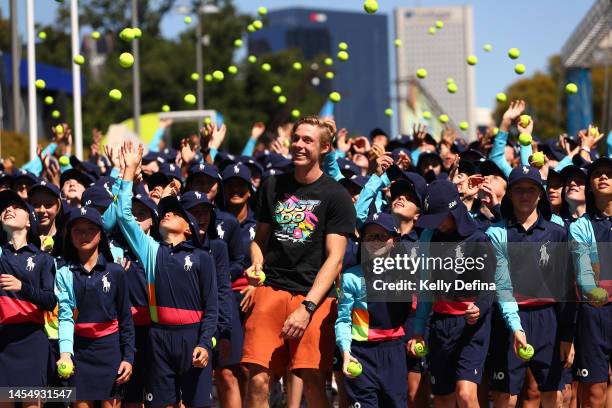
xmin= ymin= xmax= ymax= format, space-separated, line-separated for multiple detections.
xmin=336 ymin=128 xmax=351 ymax=153
xmin=251 ymin=122 xmax=266 ymax=140
xmin=441 ymin=126 xmax=458 ymax=147
xmin=210 ymin=124 xmax=227 ymax=150
xmin=375 ymin=153 xmax=393 ymax=176
xmin=412 ymin=123 xmax=428 ymax=149
xmin=180 ymin=138 xmax=197 ymax=166
xmin=120 ymin=141 xmax=143 ymax=182
xmin=501 ymin=100 xmax=526 ymax=132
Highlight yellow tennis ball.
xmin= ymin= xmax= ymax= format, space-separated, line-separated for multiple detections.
xmin=108 ymin=89 xmax=122 ymax=101
xmin=119 ymin=52 xmax=134 ymax=68
xmin=184 ymin=94 xmax=196 ymax=105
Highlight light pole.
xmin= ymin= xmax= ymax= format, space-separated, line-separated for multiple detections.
xmin=132 ymin=0 xmax=141 ymax=136
xmin=26 ymin=0 xmax=36 ymax=161
xmin=10 ymin=0 xmax=20 ymax=133
xmin=71 ymin=0 xmax=84 ymax=159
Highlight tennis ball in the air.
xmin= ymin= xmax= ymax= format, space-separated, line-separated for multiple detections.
xmin=394 ymin=38 xmax=402 ymax=47
xmin=518 ymin=133 xmax=532 ymax=146
xmin=291 ymin=109 xmax=301 ymax=118
xmin=119 ymin=52 xmax=134 ymax=68
xmin=212 ymin=70 xmax=224 ymax=81
xmin=119 ymin=28 xmax=135 ymax=41
xmin=439 ymin=114 xmax=449 ymax=124
xmin=435 ymin=20 xmax=444 ymax=29
xmin=228 ymin=65 xmax=238 ymax=75
xmin=467 ymin=55 xmax=478 ymax=66
xmin=35 ymin=79 xmax=46 ymax=90
xmin=161 ymin=105 xmax=170 ymax=112
xmin=91 ymin=31 xmax=101 ymax=40
xmin=565 ymin=83 xmax=578 ymax=94
xmin=278 ymin=95 xmax=287 ymax=104
xmin=347 ymin=361 xmax=363 ymax=376
xmin=248 ymin=55 xmax=257 ymax=63
xmin=261 ymin=63 xmax=271 ymax=72
xmin=338 ymin=42 xmax=348 ymax=50
xmin=191 ymin=73 xmax=200 ymax=81
xmin=337 ymin=51 xmax=349 ymax=61
xmin=203 ymin=117 xmax=212 ymax=125
xmin=247 ymin=24 xmax=256 ymax=33
xmin=483 ymin=43 xmax=492 ymax=52
xmin=385 ymin=108 xmax=393 ymax=117
xmin=258 ymin=7 xmax=267 ymax=16
xmin=518 ymin=344 xmax=534 ymax=361
xmin=515 ymin=64 xmax=526 ymax=75
xmin=363 ymin=0 xmax=379 ymax=14
xmin=44 ymin=96 xmax=54 ymax=105
xmin=422 ymin=111 xmax=431 ymax=119
xmin=493 ymin=127 xmax=499 ymax=135
xmin=326 ymin=72 xmax=334 ymax=79
xmin=428 ymin=27 xmax=436 ymax=35
xmin=519 ymin=115 xmax=531 ymax=128
xmin=508 ymin=48 xmax=520 ymax=59
xmin=447 ymin=83 xmax=458 ymax=94
xmin=52 ymin=110 xmax=61 ymax=119
xmin=292 ymin=61 xmax=302 ymax=70
xmin=414 ymin=342 xmax=428 ymax=357
xmin=496 ymin=92 xmax=507 ymax=103
xmin=324 ymin=57 xmax=333 ymax=66
xmin=590 ymin=287 xmax=608 ymax=303
xmin=234 ymin=39 xmax=243 ymax=47
xmin=184 ymin=16 xmax=192 ymax=24
xmin=73 ymin=55 xmax=85 ymax=65
xmin=531 ymin=152 xmax=545 ymax=167
xmin=59 ymin=156 xmax=70 ymax=166
xmin=204 ymin=74 xmax=213 ymax=82
xmin=38 ymin=31 xmax=47 ymax=40
xmin=55 ymin=124 xmax=64 ymax=136
xmin=133 ymin=28 xmax=142 ymax=39
xmin=416 ymin=68 xmax=427 ymax=79
xmin=184 ymin=93 xmax=196 ymax=105
xmin=109 ymin=89 xmax=122 ymax=101
xmin=253 ymin=20 xmax=263 ymax=30
xmin=58 ymin=361 xmax=74 ymax=379
xmin=459 ymin=121 xmax=469 ymax=131
xmin=329 ymin=92 xmax=341 ymax=103
xmin=272 ymin=85 xmax=282 ymax=94
xmin=447 ymin=77 xmax=455 ymax=84
xmin=42 ymin=236 xmax=55 ymax=251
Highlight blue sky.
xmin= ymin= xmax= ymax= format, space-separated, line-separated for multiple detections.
xmin=2 ymin=0 xmax=594 ymax=110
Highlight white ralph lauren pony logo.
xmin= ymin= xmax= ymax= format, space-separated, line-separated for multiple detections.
xmin=26 ymin=256 xmax=35 ymax=271
xmin=184 ymin=255 xmax=193 ymax=271
xmin=195 ymin=192 xmax=202 ymax=199
xmin=373 ymin=213 xmax=379 ymax=220
xmin=522 ymin=166 xmax=529 ymax=174
xmin=102 ymin=273 xmax=111 ymax=293
xmin=424 ymin=196 xmax=430 ymax=211
xmin=80 ymin=207 xmax=87 ymax=215
xmin=234 ymin=165 xmax=240 ymax=174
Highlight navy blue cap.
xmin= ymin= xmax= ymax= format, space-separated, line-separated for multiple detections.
xmin=457 ymin=160 xmax=478 ymax=177
xmin=0 ymin=189 xmax=40 ymax=246
xmin=69 ymin=156 xmax=101 ymax=180
xmin=417 ymin=151 xmax=443 ymax=168
xmin=421 ymin=133 xmax=437 ymax=147
xmin=391 ymin=147 xmax=410 ymax=162
xmin=337 ymin=158 xmax=361 ymax=177
xmin=94 ymin=176 xmax=113 ymax=190
xmin=501 ymin=165 xmax=551 ymax=220
xmin=179 ymin=190 xmax=215 ymax=210
xmin=133 ymin=191 xmax=159 ymax=220
xmin=142 ymin=151 xmax=164 ymax=165
xmin=238 ymin=156 xmax=264 ymax=175
xmin=387 ymin=135 xmax=412 ymax=151
xmin=265 ymin=152 xmax=292 ymax=170
xmin=215 ymin=151 xmax=238 ymax=170
xmin=161 ymin=147 xmax=178 ymax=163
xmin=478 ymin=160 xmax=507 ymax=181
xmin=560 ymin=165 xmax=587 ymax=182
xmin=160 ymin=162 xmax=182 ymax=181
xmin=65 ymin=206 xmax=104 ymax=229
xmin=222 ymin=163 xmax=252 ymax=185
xmin=188 ymin=163 xmax=220 ymax=180
xmin=158 ymin=195 xmax=201 ymax=246
xmin=390 ymin=171 xmax=427 ymax=207
xmin=451 ymin=139 xmax=468 ymax=154
xmin=459 ymin=149 xmax=485 ymax=163
xmin=63 ymin=206 xmax=113 ymax=261
xmin=28 ymin=180 xmax=61 ymax=199
xmin=416 ymin=180 xmax=476 ymax=236
xmin=0 ymin=171 xmax=13 ymax=187
xmin=81 ymin=185 xmax=114 ymax=209
xmin=12 ymin=169 xmax=38 ymax=185
xmin=361 ymin=212 xmax=399 ymax=235
xmin=147 ymin=172 xmax=171 ymax=190
xmin=587 ymin=156 xmax=612 ymax=181
xmin=340 ymin=174 xmax=369 ymax=190
xmin=539 ymin=140 xmax=565 ymax=162
xmin=60 ymin=168 xmax=95 ymax=188
xmin=262 ymin=168 xmax=283 ymax=179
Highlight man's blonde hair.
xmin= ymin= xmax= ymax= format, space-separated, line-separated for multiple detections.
xmin=292 ymin=116 xmax=336 ymax=147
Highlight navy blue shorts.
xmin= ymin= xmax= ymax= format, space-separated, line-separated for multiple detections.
xmin=0 ymin=324 xmax=48 ymax=387
xmin=427 ymin=310 xmax=491 ymax=395
xmin=344 ymin=340 xmax=408 ymax=408
xmin=124 ymin=326 xmax=149 ymax=403
xmin=403 ymin=314 xmax=427 ymax=374
xmin=489 ymin=305 xmax=567 ymax=395
xmin=145 ymin=323 xmax=213 ymax=407
xmin=573 ymin=303 xmax=612 ymax=384
xmin=71 ymin=332 xmax=123 ymax=401
xmin=213 ymin=292 xmax=243 ymax=369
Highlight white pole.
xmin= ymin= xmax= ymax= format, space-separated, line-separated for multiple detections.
xmin=71 ymin=0 xmax=83 ymax=159
xmin=26 ymin=0 xmax=36 ymax=161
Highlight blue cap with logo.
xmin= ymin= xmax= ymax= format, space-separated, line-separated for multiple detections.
xmin=361 ymin=212 xmax=399 ymax=235
xmin=416 ymin=180 xmax=476 ymax=236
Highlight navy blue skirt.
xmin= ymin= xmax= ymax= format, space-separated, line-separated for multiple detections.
xmin=0 ymin=324 xmax=48 ymax=387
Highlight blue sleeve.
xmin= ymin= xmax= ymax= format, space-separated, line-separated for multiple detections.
xmin=554 ymin=155 xmax=573 ymax=172
xmin=116 ymin=180 xmax=160 ymax=283
xmin=21 ymin=143 xmax=58 ymax=176
xmin=19 ymin=254 xmax=57 ymax=311
xmin=411 ymin=148 xmax=421 ymax=167
xmin=101 ymin=174 xmax=123 ymax=234
xmin=355 ymin=174 xmax=390 ymax=228
xmin=569 ymin=218 xmax=598 ymax=295
xmin=336 ymin=150 xmax=346 ymax=159
xmin=197 ymin=251 xmax=218 ymax=351
xmin=114 ymin=266 xmax=135 ymax=363
xmin=56 ymin=265 xmax=75 ymax=355
xmin=607 ymin=130 xmax=612 ymax=158
xmin=322 ymin=150 xmax=344 ymax=182
xmin=486 ymin=226 xmax=523 ymax=333
xmin=59 ymin=157 xmax=72 ymax=173
xmin=210 ymin=148 xmax=218 ymax=162
xmin=110 ymin=168 xmax=121 ymax=194
xmin=335 ymin=267 xmax=360 ymax=352
xmin=413 ymin=231 xmax=432 ymax=336
xmin=223 ymin=219 xmax=246 ymax=283
xmin=490 ymin=131 xmax=513 ymax=177
xmin=148 ymin=127 xmax=165 ymax=153
xmin=212 ymin=241 xmax=232 ymax=340
xmin=519 ymin=142 xmax=532 ymax=166
xmin=241 ymin=138 xmax=257 ymax=157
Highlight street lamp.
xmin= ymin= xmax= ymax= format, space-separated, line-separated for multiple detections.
xmin=176 ymin=2 xmax=219 ymax=110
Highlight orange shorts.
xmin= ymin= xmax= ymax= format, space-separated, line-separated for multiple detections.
xmin=241 ymin=285 xmax=337 ymax=376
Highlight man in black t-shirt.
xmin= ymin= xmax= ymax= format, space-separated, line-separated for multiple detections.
xmin=241 ymin=116 xmax=356 ymax=407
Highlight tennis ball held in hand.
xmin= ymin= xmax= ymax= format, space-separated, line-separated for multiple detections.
xmin=347 ymin=360 xmax=362 ymax=377
xmin=518 ymin=344 xmax=534 ymax=361
xmin=414 ymin=342 xmax=428 ymax=357
xmin=58 ymin=361 xmax=74 ymax=379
